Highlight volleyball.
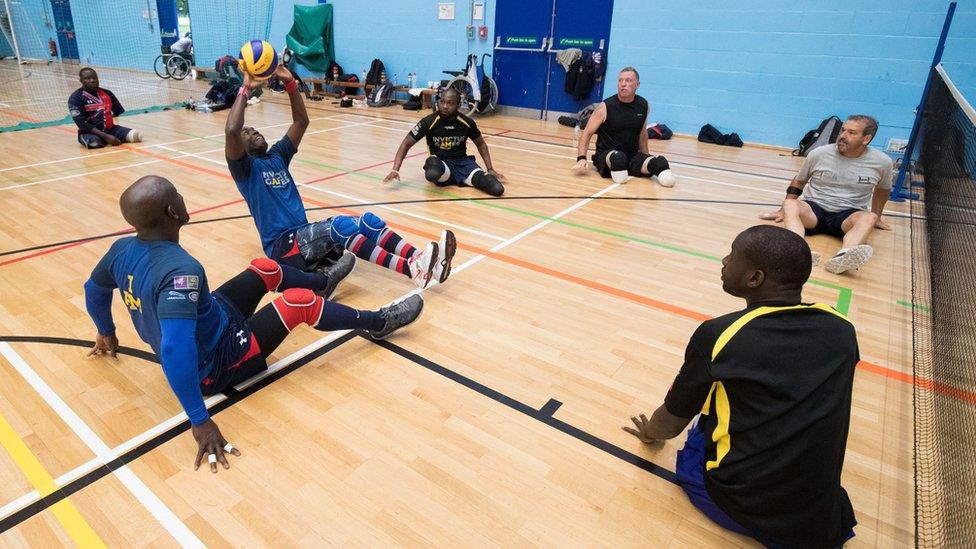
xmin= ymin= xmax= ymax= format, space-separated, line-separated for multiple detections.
xmin=238 ymin=40 xmax=279 ymax=80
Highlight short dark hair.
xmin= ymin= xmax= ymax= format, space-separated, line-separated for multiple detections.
xmin=848 ymin=114 xmax=878 ymax=139
xmin=736 ymin=225 xmax=811 ymax=287
xmin=441 ymin=87 xmax=461 ymax=100
xmin=619 ymin=66 xmax=640 ymax=81
xmin=79 ymin=67 xmax=96 ymax=77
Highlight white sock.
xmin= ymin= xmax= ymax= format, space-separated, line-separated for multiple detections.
xmin=126 ymin=130 xmax=143 ymax=143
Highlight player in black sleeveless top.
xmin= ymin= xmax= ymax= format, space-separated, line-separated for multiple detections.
xmin=574 ymin=67 xmax=675 ymax=187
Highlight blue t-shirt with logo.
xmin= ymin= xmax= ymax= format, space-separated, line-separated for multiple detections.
xmin=89 ymin=237 xmax=228 ymax=373
xmin=226 ymin=136 xmax=307 ymax=256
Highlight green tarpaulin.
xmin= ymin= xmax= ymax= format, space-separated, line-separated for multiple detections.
xmin=285 ymin=4 xmax=335 ymax=73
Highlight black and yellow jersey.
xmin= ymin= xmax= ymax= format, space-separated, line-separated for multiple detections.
xmin=410 ymin=112 xmax=482 ymax=160
xmin=665 ymin=302 xmax=859 ymax=547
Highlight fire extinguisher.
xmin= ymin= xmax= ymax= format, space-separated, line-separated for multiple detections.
xmin=48 ymin=38 xmax=58 ymax=57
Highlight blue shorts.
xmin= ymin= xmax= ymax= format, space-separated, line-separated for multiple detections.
xmin=676 ymin=424 xmax=855 ymax=548
xmin=804 ymin=201 xmax=861 ymax=238
xmin=441 ymin=155 xmax=483 ymax=185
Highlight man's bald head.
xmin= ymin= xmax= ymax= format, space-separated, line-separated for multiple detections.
xmin=120 ymin=175 xmax=188 ymax=233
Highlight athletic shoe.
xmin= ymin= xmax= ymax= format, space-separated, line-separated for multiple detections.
xmin=316 ymin=252 xmax=355 ymax=298
xmin=407 ymin=241 xmax=439 ymax=289
xmin=824 ymin=245 xmax=873 ymax=274
xmin=811 ymin=251 xmax=821 ymax=266
xmin=367 ymin=294 xmax=425 ymax=340
xmin=433 ymin=229 xmax=457 ymax=284
xmin=656 ymin=169 xmax=676 ymax=187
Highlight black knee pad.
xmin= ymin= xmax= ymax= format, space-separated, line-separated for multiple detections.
xmin=423 ymin=156 xmax=446 ymax=183
xmin=647 ymin=155 xmax=670 ymax=176
xmin=608 ymin=150 xmax=628 ymax=172
xmin=472 ymin=172 xmax=504 ymax=196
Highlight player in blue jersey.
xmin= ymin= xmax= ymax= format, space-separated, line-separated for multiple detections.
xmin=224 ymin=68 xmax=455 ymax=289
xmin=84 ymin=175 xmax=424 ymax=473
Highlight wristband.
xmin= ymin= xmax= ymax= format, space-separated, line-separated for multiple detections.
xmin=577 ymin=155 xmax=586 ymax=162
xmin=238 ymin=86 xmax=249 ymax=98
xmin=786 ymin=186 xmax=802 ymax=196
xmin=284 ymin=79 xmax=298 ymax=93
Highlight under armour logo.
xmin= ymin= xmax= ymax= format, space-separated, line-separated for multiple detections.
xmin=236 ymin=330 xmax=247 ymax=345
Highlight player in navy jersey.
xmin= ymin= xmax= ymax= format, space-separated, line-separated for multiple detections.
xmin=224 ymin=68 xmax=455 ymax=289
xmin=85 ymin=175 xmax=423 ymax=472
xmin=68 ymin=68 xmax=143 ymax=149
xmin=384 ymin=87 xmax=505 ymax=197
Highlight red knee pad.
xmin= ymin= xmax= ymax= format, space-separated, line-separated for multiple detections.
xmin=271 ymin=288 xmax=324 ymax=331
xmin=248 ymin=258 xmax=283 ymax=291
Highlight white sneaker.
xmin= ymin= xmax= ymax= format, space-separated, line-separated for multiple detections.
xmin=824 ymin=245 xmax=873 ymax=274
xmin=656 ymin=169 xmax=676 ymax=187
xmin=407 ymin=241 xmax=439 ymax=289
xmin=433 ymin=229 xmax=456 ymax=284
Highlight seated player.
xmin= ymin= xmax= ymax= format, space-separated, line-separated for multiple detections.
xmin=574 ymin=67 xmax=675 ymax=187
xmin=169 ymin=32 xmax=193 ymax=60
xmin=225 ymin=68 xmax=455 ymax=289
xmin=383 ymin=87 xmax=505 ymax=197
xmin=623 ymin=225 xmax=858 ymax=546
xmin=85 ymin=175 xmax=424 ymax=472
xmin=69 ymin=67 xmax=142 ymax=149
xmin=759 ymin=115 xmax=893 ymax=274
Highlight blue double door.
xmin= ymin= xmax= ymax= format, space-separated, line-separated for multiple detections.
xmin=492 ymin=0 xmax=614 ymax=118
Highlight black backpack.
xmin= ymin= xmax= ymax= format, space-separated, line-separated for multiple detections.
xmin=365 ymin=59 xmax=385 ymax=86
xmin=367 ymin=82 xmax=395 ymax=107
xmin=793 ymin=116 xmax=842 ymax=156
xmin=647 ymin=123 xmax=673 ymax=140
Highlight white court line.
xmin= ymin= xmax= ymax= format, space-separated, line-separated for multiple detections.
xmin=0 ymin=169 xmax=619 ymax=530
xmin=0 ymin=342 xmax=204 ymax=547
xmin=0 ymin=114 xmax=348 ymax=174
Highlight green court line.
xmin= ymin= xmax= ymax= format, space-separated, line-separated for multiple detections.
xmin=897 ymin=299 xmax=930 ymax=313
xmin=91 ymin=125 xmax=859 ymax=315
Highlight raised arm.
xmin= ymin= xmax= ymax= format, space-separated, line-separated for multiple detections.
xmin=276 ymin=65 xmax=309 ymax=148
xmin=224 ymin=74 xmax=255 ymax=161
xmin=575 ymin=103 xmax=607 ymax=171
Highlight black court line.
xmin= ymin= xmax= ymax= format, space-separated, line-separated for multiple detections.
xmin=364 ymin=334 xmax=679 ymax=484
xmin=0 ymin=195 xmax=789 ymax=259
xmin=0 ymin=336 xmax=158 ymax=363
xmin=0 ymin=331 xmax=358 ymax=532
xmin=0 ymin=331 xmax=678 ymax=530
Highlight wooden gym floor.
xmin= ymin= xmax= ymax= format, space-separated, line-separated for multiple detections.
xmin=0 ymin=61 xmax=920 ymax=546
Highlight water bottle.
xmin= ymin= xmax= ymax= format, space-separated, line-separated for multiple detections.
xmin=408 ymin=72 xmax=416 ymax=88
xmin=361 ymin=68 xmax=367 ymax=83
xmin=393 ymin=73 xmax=398 ymax=86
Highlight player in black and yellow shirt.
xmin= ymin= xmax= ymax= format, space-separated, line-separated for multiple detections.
xmin=623 ymin=225 xmax=858 ymax=547
xmin=384 ymin=88 xmax=505 ymax=196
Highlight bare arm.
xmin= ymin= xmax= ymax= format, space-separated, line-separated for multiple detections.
xmin=224 ymin=75 xmax=254 ymax=161
xmin=639 ymin=113 xmax=649 ymax=155
xmin=473 ymin=135 xmax=502 ymax=178
xmin=759 ymin=176 xmax=808 ymax=221
xmin=277 ymin=66 xmax=309 ymax=148
xmin=383 ymin=133 xmax=419 ymax=183
xmin=872 ymin=187 xmax=891 ymax=230
xmin=576 ymin=103 xmax=606 ymax=163
xmin=623 ymin=404 xmax=693 ymax=443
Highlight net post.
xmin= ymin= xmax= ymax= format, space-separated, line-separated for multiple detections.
xmin=890 ymin=1 xmax=957 ymax=202
xmin=2 ymin=0 xmax=22 ymax=64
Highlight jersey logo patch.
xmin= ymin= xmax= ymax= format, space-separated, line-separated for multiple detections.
xmin=173 ymin=275 xmax=199 ymax=290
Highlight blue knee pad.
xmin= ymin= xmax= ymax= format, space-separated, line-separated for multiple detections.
xmin=359 ymin=211 xmax=387 ymax=241
xmin=329 ymin=215 xmax=360 ymax=246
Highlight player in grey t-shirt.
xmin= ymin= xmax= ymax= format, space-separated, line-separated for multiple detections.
xmin=760 ymin=115 xmax=893 ymax=274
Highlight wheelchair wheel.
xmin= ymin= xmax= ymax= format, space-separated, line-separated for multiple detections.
xmin=475 ymin=76 xmax=498 ymax=114
xmin=167 ymin=55 xmax=190 ymax=80
xmin=154 ymin=55 xmax=171 ymax=79
xmin=445 ymin=77 xmax=478 ymax=116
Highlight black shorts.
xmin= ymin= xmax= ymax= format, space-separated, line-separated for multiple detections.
xmin=804 ymin=201 xmax=861 ymax=238
xmin=200 ymin=293 xmax=267 ymax=396
xmin=593 ymin=150 xmax=666 ymax=178
xmin=78 ymin=125 xmax=131 ymax=148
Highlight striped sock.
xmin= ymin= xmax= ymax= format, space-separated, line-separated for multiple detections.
xmin=348 ymin=234 xmax=410 ymax=276
xmin=376 ymin=228 xmax=418 ymax=258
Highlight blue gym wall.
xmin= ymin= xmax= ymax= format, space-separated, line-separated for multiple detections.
xmin=607 ymin=0 xmax=976 ymax=148
xmin=188 ymin=0 xmax=280 ymax=70
xmin=4 ymin=0 xmax=55 ymax=61
xmin=69 ymin=1 xmax=163 ymax=70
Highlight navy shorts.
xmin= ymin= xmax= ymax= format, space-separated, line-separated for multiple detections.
xmin=200 ymin=293 xmax=266 ymax=395
xmin=78 ymin=125 xmax=131 ymax=148
xmin=270 ymin=220 xmax=344 ymax=271
xmin=441 ymin=155 xmax=483 ymax=185
xmin=804 ymin=201 xmax=861 ymax=238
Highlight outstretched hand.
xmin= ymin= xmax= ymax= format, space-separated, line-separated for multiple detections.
xmin=759 ymin=209 xmax=784 ymax=222
xmin=383 ymin=170 xmax=400 ymax=183
xmin=87 ymin=333 xmax=119 ymax=361
xmin=273 ymin=64 xmax=294 ymax=83
xmin=622 ymin=414 xmax=662 ymax=444
xmin=192 ymin=419 xmax=241 ymax=473
xmin=573 ymin=159 xmax=588 ymax=173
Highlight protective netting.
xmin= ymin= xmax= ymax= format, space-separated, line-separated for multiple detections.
xmin=912 ymin=63 xmax=976 ymax=548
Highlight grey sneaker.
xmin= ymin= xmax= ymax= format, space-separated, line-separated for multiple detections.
xmin=367 ymin=294 xmax=425 ymax=340
xmin=433 ymin=229 xmax=456 ymax=284
xmin=811 ymin=251 xmax=821 ymax=266
xmin=824 ymin=245 xmax=873 ymax=274
xmin=317 ymin=252 xmax=355 ymax=298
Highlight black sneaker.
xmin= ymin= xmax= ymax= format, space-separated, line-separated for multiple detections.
xmin=367 ymin=294 xmax=425 ymax=340
xmin=316 ymin=252 xmax=355 ymax=298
